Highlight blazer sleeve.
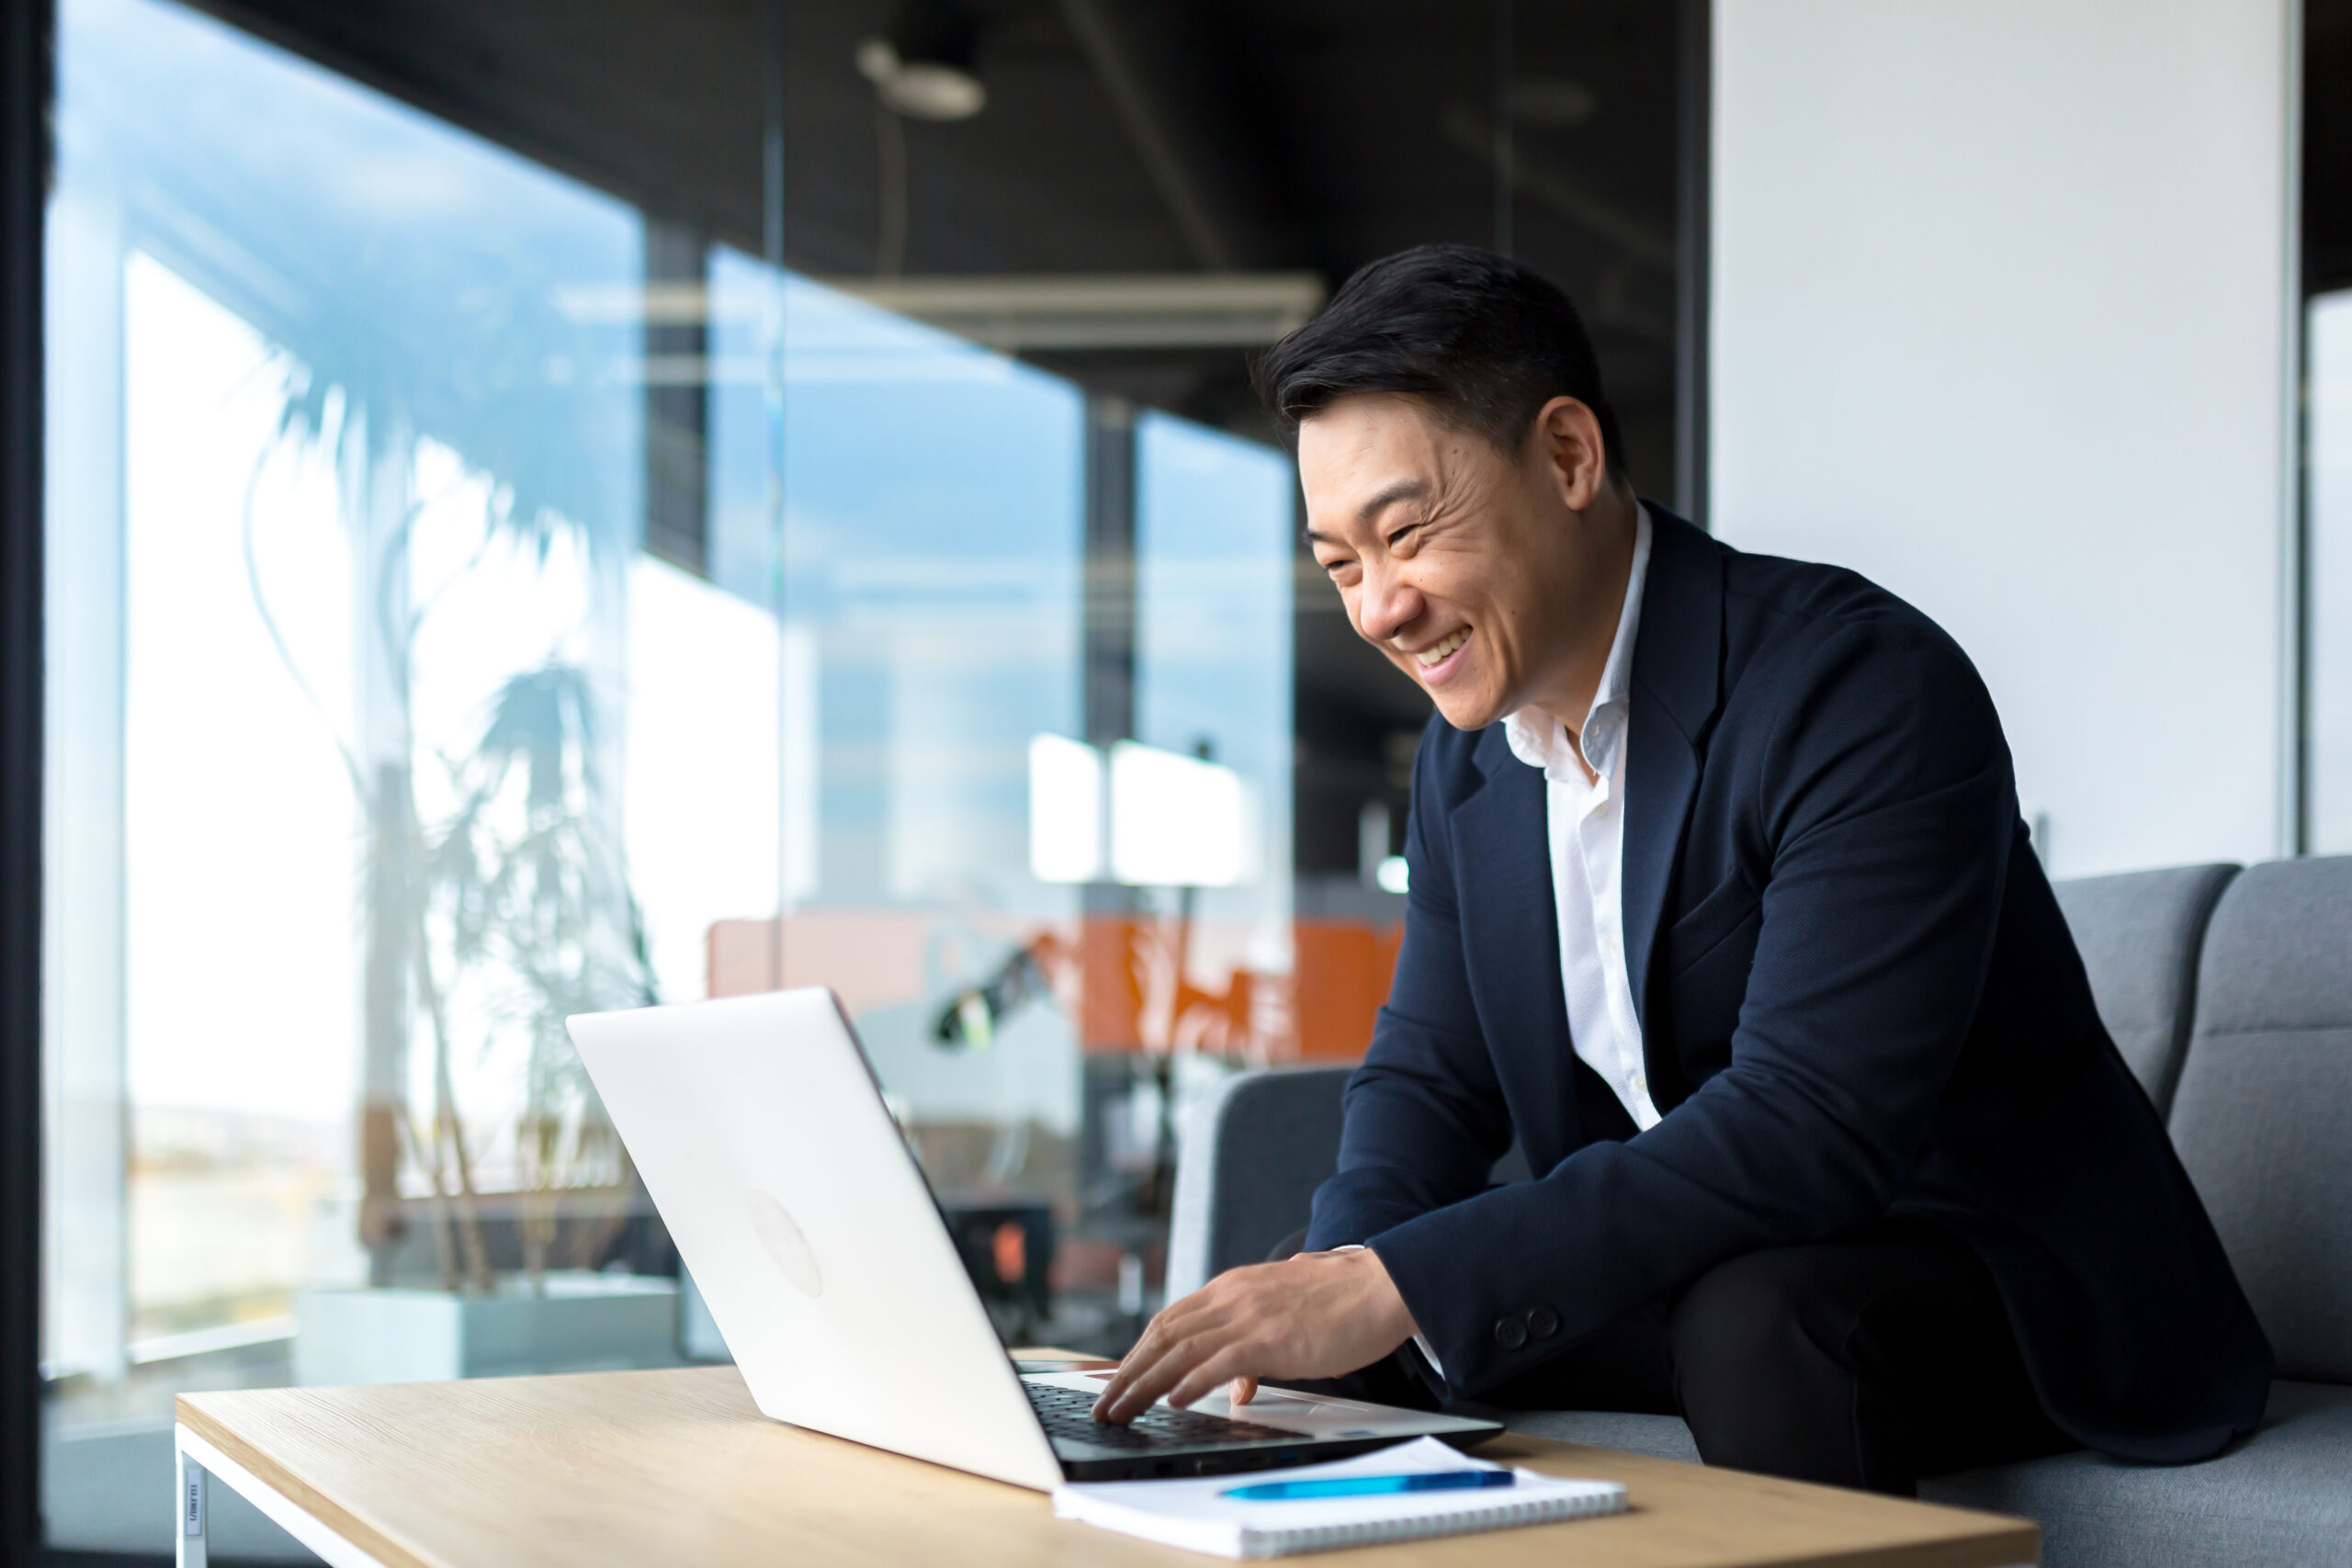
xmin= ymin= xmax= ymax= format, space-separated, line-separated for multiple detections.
xmin=1364 ymin=615 xmax=2018 ymax=1398
xmin=1304 ymin=724 xmax=1514 ymax=1250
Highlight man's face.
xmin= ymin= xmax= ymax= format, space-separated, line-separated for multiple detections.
xmin=1300 ymin=393 xmax=1607 ymax=732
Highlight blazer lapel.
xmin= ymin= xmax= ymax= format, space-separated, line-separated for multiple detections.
xmin=1622 ymin=506 xmax=1725 ymax=1039
xmin=1448 ymin=726 xmax=1584 ymax=1152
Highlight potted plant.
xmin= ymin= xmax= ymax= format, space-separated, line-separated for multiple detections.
xmin=232 ymin=291 xmax=686 ymax=1382
xmin=294 ymin=654 xmax=679 ymax=1384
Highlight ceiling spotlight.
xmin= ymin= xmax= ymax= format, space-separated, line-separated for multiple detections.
xmin=856 ymin=0 xmax=986 ymax=122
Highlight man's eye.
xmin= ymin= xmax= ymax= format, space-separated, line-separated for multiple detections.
xmin=1385 ymin=525 xmax=1417 ymax=549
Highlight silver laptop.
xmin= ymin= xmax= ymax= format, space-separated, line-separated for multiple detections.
xmin=566 ymin=987 xmax=1501 ymax=1489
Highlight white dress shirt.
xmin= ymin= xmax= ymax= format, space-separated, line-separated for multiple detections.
xmin=1500 ymin=506 xmax=1661 ymax=1133
xmin=1339 ymin=510 xmax=1659 ymax=1389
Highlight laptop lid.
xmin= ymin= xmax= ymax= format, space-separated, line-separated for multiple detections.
xmin=568 ymin=988 xmax=1068 ymax=1491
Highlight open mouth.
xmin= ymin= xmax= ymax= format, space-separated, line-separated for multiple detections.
xmin=1411 ymin=626 xmax=1470 ymax=680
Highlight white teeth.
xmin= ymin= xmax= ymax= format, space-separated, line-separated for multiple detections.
xmin=1415 ymin=627 xmax=1469 ymax=668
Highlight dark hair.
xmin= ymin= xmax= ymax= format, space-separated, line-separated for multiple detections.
xmin=1252 ymin=243 xmax=1626 ymax=475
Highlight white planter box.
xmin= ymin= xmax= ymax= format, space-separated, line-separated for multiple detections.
xmin=294 ymin=1271 xmax=679 ymax=1386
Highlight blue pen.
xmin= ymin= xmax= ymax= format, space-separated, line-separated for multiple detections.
xmin=1222 ymin=1470 xmax=1518 ymax=1501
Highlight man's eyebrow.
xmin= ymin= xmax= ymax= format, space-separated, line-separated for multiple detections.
xmin=1355 ymin=479 xmax=1430 ymax=523
xmin=1303 ymin=479 xmax=1431 ymax=547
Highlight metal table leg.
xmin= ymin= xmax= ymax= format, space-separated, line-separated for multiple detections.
xmin=176 ymin=1442 xmax=209 ymax=1568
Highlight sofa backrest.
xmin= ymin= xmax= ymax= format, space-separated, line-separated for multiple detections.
xmin=1165 ymin=1066 xmax=1352 ymax=1300
xmin=1165 ymin=1066 xmax=1532 ymax=1300
xmin=2165 ymin=854 xmax=2352 ymax=1384
xmin=2051 ymin=863 xmax=2239 ymax=1115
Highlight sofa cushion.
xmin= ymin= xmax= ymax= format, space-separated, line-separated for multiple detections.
xmin=1920 ymin=1381 xmax=2352 ymax=1568
xmin=2051 ymin=863 xmax=2238 ymax=1113
xmin=2166 ymin=854 xmax=2352 ymax=1382
xmin=1501 ymin=1408 xmax=1701 ymax=1463
xmin=1508 ymin=1383 xmax=2351 ymax=1568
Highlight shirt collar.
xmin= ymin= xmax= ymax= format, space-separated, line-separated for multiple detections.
xmin=1502 ymin=504 xmax=1653 ymax=780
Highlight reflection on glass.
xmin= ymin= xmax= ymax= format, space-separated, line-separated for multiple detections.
xmin=2310 ymin=289 xmax=2352 ymax=853
xmin=45 ymin=0 xmax=686 ymax=1542
xmin=51 ymin=0 xmax=661 ymax=1373
xmin=112 ymin=249 xmax=364 ymax=1356
xmin=721 ymin=273 xmax=1094 ymax=1275
xmin=43 ymin=0 xmax=1299 ymax=1547
xmin=699 ymin=288 xmax=1302 ymax=1344
xmin=1133 ymin=408 xmax=1297 ymax=1051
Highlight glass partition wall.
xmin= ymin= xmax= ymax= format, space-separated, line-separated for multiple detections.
xmin=2311 ymin=288 xmax=2352 ymax=853
xmin=42 ymin=0 xmax=1297 ymax=1551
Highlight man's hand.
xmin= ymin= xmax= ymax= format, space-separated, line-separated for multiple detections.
xmin=1091 ymin=1247 xmax=1419 ymax=1424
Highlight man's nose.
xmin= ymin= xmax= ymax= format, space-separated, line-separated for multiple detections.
xmin=1353 ymin=562 xmax=1420 ymax=646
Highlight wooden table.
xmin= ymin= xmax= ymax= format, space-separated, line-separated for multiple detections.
xmin=175 ymin=1366 xmax=2039 ymax=1568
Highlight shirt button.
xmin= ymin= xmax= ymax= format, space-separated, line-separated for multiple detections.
xmin=1493 ymin=1316 xmax=1529 ymax=1350
xmin=1527 ymin=1305 xmax=1561 ymax=1340
xmin=1633 ymin=1072 xmax=1648 ymax=1100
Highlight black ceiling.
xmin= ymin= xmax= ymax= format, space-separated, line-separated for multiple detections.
xmin=2310 ymin=0 xmax=2352 ymax=293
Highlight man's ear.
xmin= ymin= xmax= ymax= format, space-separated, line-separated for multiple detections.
xmin=1532 ymin=396 xmax=1611 ymax=512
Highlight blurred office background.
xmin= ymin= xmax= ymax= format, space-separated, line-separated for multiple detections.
xmin=5 ymin=0 xmax=2350 ymax=1557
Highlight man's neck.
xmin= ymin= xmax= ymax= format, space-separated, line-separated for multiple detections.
xmin=1524 ymin=488 xmax=1641 ymax=760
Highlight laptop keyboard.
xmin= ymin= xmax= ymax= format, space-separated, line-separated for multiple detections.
xmin=1025 ymin=1381 xmax=1302 ymax=1451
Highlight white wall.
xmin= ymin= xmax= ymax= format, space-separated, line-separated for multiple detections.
xmin=1709 ymin=0 xmax=2298 ymax=878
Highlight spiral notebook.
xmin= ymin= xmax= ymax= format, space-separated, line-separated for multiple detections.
xmin=1050 ymin=1436 xmax=1628 ymax=1559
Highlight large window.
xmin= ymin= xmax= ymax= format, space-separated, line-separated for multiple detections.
xmin=41 ymin=0 xmax=1296 ymax=1551
xmin=50 ymin=0 xmax=662 ymax=1388
xmin=1134 ymin=410 xmax=1298 ymax=1044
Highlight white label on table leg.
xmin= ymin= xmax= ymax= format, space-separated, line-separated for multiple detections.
xmin=175 ymin=1422 xmax=393 ymax=1568
xmin=175 ymin=1448 xmax=208 ymax=1568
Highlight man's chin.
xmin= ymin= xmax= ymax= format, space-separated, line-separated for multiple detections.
xmin=1430 ymin=691 xmax=1505 ymax=732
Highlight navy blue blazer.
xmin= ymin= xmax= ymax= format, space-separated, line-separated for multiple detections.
xmin=1306 ymin=507 xmax=2271 ymax=1462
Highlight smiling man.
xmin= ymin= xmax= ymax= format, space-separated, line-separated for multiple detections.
xmin=1091 ymin=245 xmax=2272 ymax=1495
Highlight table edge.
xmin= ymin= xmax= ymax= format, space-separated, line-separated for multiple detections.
xmin=177 ymin=1376 xmax=2043 ymax=1568
xmin=178 ymin=1394 xmax=434 ymax=1568
xmin=1487 ymin=1439 xmax=2041 ymax=1568
xmin=176 ymin=1420 xmax=398 ymax=1568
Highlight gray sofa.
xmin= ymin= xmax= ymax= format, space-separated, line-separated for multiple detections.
xmin=1166 ymin=857 xmax=2352 ymax=1566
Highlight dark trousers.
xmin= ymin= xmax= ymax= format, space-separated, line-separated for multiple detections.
xmin=1272 ymin=1218 xmax=2074 ymax=1496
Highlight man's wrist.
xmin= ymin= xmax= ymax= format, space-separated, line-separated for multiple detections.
xmin=1326 ymin=1243 xmax=1429 ymax=1368
xmin=1351 ymin=1245 xmax=1420 ymax=1346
